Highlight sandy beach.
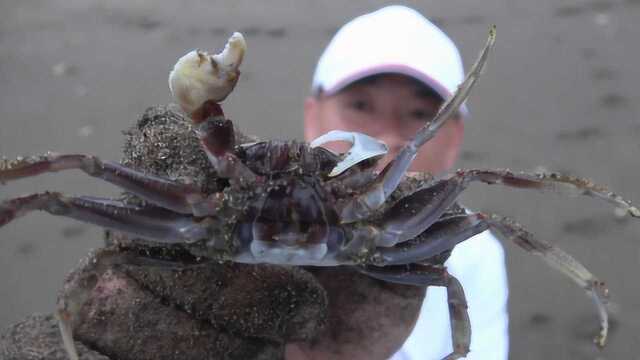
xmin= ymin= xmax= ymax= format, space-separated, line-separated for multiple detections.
xmin=1 ymin=1 xmax=639 ymax=358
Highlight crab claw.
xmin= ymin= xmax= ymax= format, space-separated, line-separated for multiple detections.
xmin=310 ymin=130 xmax=388 ymax=177
xmin=168 ymin=32 xmax=246 ymax=117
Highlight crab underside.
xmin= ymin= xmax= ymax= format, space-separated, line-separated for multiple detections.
xmin=1 ymin=28 xmax=638 ymax=360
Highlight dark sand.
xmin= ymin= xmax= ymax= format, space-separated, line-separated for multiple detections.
xmin=1 ymin=1 xmax=639 ymax=358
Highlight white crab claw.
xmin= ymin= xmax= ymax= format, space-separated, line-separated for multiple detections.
xmin=310 ymin=130 xmax=388 ymax=177
xmin=168 ymin=32 xmax=246 ymax=116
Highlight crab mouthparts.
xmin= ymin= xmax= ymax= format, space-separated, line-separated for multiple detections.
xmin=250 ymin=239 xmax=328 ymax=265
xmin=272 ymin=232 xmax=304 ymax=246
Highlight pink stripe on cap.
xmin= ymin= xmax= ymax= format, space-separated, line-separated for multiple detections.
xmin=323 ymin=63 xmax=470 ymax=118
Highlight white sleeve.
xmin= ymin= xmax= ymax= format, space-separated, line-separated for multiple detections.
xmin=389 ymin=230 xmax=509 ymax=360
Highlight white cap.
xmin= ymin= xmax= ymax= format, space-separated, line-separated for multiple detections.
xmin=311 ymin=5 xmax=468 ymax=117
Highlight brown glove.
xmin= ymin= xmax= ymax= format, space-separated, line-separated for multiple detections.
xmin=2 ymin=245 xmax=327 ymax=360
xmin=1 ymin=246 xmax=424 ymax=360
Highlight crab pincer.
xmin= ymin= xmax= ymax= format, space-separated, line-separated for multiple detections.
xmin=169 ymin=32 xmax=246 ymax=121
xmin=168 ymin=33 xmax=256 ymax=184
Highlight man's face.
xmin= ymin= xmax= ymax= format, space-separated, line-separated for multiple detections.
xmin=304 ymin=74 xmax=463 ymax=174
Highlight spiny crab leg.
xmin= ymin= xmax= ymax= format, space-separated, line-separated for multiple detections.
xmin=424 ymin=168 xmax=636 ymax=346
xmin=458 ymin=169 xmax=635 ymax=346
xmin=359 ymin=264 xmax=471 ymax=359
xmin=0 ymin=154 xmax=220 ymax=216
xmin=369 ymin=214 xmax=489 ymax=266
xmin=341 ymin=178 xmax=470 ymax=257
xmin=310 ymin=130 xmax=388 ymax=177
xmin=361 ymin=207 xmax=610 ymax=348
xmin=352 ymin=158 xmax=640 ymax=250
xmin=456 ymin=169 xmax=640 ymax=218
xmin=484 ymin=213 xmax=610 ymax=347
xmin=0 ymin=193 xmax=214 ymax=243
xmin=373 ymin=179 xmax=467 ymax=246
xmin=339 ymin=26 xmax=497 ymax=223
xmin=383 ymin=26 xmax=496 ymax=196
xmin=350 ymin=167 xmax=636 ymax=346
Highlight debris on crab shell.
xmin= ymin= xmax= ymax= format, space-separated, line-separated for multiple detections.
xmin=168 ymin=32 xmax=246 ymax=117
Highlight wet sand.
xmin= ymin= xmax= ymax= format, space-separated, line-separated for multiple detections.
xmin=1 ymin=1 xmax=639 ymax=358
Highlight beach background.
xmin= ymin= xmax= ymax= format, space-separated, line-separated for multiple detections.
xmin=1 ymin=1 xmax=638 ymax=358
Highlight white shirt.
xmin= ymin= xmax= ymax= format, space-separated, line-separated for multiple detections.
xmin=391 ymin=230 xmax=509 ymax=359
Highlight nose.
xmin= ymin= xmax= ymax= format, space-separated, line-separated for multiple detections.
xmin=366 ymin=124 xmax=406 ymax=170
xmin=365 ymin=111 xmax=406 ymax=142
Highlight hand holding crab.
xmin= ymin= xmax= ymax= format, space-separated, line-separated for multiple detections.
xmin=0 ymin=33 xmax=426 ymax=360
xmin=1 ymin=28 xmax=639 ymax=360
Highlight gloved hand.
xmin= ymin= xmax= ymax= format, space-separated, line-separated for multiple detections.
xmin=1 ymin=245 xmax=424 ymax=360
xmin=1 ymin=244 xmax=326 ymax=360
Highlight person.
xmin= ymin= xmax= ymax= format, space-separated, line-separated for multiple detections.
xmin=301 ymin=5 xmax=509 ymax=359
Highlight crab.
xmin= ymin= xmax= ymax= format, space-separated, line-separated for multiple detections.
xmin=1 ymin=27 xmax=638 ymax=360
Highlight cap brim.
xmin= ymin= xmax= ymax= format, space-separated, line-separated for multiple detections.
xmin=322 ymin=63 xmax=470 ymax=119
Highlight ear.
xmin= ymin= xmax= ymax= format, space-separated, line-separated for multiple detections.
xmin=303 ymin=96 xmax=321 ymax=142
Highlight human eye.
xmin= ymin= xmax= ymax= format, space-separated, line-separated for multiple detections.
xmin=348 ymin=98 xmax=371 ymax=112
xmin=409 ymin=108 xmax=435 ymax=123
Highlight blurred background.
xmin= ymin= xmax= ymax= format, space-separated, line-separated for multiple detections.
xmin=0 ymin=0 xmax=638 ymax=358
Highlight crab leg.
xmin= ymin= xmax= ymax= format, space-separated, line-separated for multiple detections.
xmin=0 ymin=193 xmax=216 ymax=244
xmin=339 ymin=26 xmax=496 ymax=222
xmin=342 ymin=175 xmax=475 ymax=250
xmin=359 ymin=264 xmax=470 ymax=359
xmin=339 ymin=178 xmax=478 ymax=260
xmin=373 ymin=180 xmax=468 ymax=246
xmin=481 ymin=213 xmax=610 ymax=347
xmin=373 ymin=166 xmax=637 ymax=243
xmin=371 ymin=214 xmax=489 ymax=265
xmin=349 ymin=165 xmax=637 ymax=249
xmin=454 ymin=169 xmax=639 ymax=217
xmin=191 ymin=107 xmax=259 ymax=185
xmin=0 ymin=154 xmax=223 ymax=216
